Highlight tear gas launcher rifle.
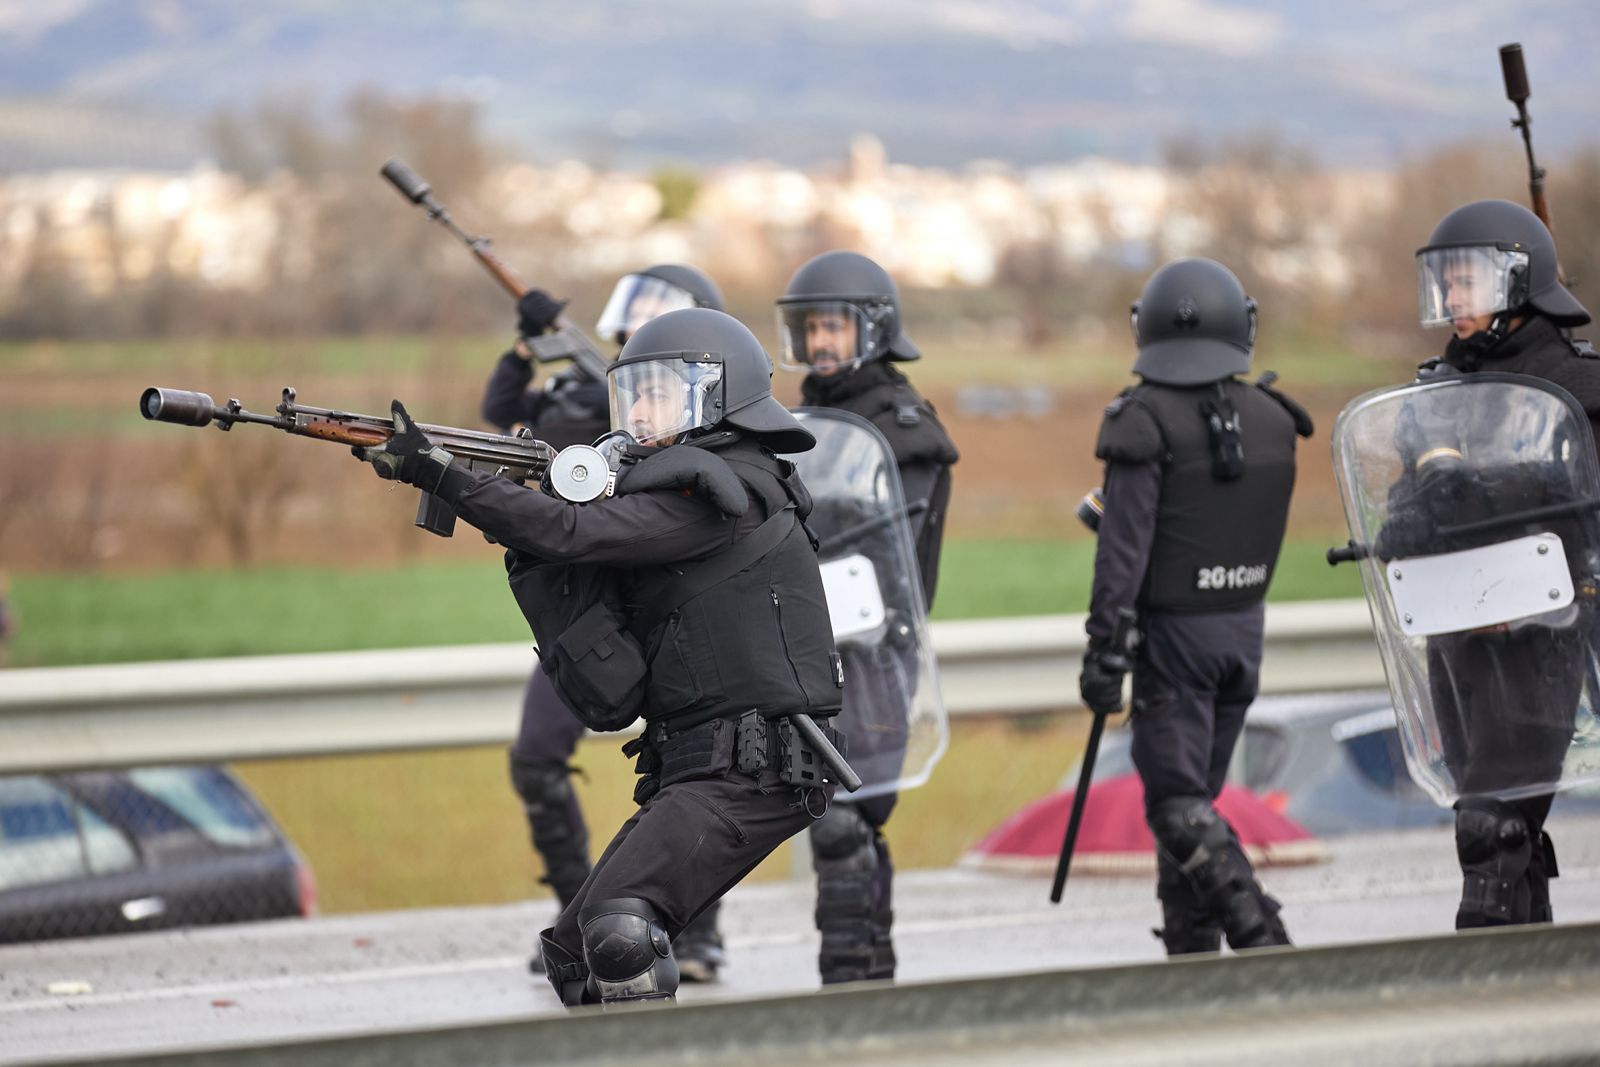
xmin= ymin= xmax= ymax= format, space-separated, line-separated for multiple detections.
xmin=140 ymin=386 xmax=555 ymax=538
xmin=379 ymin=157 xmax=612 ymax=383
xmin=1500 ymin=42 xmax=1567 ymax=284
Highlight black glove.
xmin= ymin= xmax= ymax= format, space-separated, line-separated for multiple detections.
xmin=516 ymin=289 xmax=567 ymax=339
xmin=354 ymin=400 xmax=453 ymax=492
xmin=1373 ymin=463 xmax=1473 ymax=561
xmin=1079 ymin=644 xmax=1127 ymax=716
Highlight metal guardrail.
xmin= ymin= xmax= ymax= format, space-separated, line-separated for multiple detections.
xmin=0 ymin=600 xmax=1384 ymax=774
xmin=25 ymin=921 xmax=1600 ymax=1067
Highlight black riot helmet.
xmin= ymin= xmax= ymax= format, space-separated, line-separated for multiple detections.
xmin=609 ymin=307 xmax=815 ymax=453
xmin=596 ymin=263 xmax=727 ymax=346
xmin=1130 ymin=257 xmax=1257 ymax=386
xmin=1417 ymin=199 xmax=1590 ymax=330
xmin=775 ymin=250 xmax=920 ymax=373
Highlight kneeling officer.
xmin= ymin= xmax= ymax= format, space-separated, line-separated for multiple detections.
xmin=357 ymin=308 xmax=846 ymax=1006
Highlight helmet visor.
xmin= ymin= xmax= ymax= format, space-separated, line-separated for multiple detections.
xmin=607 ymin=354 xmax=725 ymax=446
xmin=1417 ymin=246 xmax=1530 ymax=328
xmin=596 ymin=274 xmax=701 ymax=345
xmin=774 ymin=300 xmax=880 ymax=374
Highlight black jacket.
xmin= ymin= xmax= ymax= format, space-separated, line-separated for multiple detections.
xmin=437 ymin=437 xmax=842 ymax=730
xmin=481 ymin=350 xmax=611 ymax=450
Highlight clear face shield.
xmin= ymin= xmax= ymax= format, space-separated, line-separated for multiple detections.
xmin=607 ymin=355 xmax=725 ymax=447
xmin=774 ymin=301 xmax=887 ymax=376
xmin=1417 ymin=246 xmax=1530 ymax=329
xmin=595 ymin=274 xmax=701 ymax=346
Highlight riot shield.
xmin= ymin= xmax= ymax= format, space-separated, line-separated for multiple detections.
xmin=791 ymin=408 xmax=948 ymax=798
xmin=1332 ymin=372 xmax=1600 ymax=806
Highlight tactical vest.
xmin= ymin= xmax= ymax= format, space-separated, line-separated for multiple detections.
xmin=623 ymin=440 xmax=844 ymax=731
xmin=1100 ymin=379 xmax=1300 ymax=613
xmin=802 ymin=362 xmax=959 ymax=602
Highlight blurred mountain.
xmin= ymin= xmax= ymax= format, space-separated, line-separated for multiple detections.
xmin=1 ymin=0 xmax=1596 ymax=171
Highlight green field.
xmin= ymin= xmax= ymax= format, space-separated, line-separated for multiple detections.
xmin=6 ymin=537 xmax=1362 ymax=668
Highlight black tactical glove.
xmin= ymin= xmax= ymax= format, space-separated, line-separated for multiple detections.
xmin=1373 ymin=462 xmax=1474 ymax=561
xmin=1373 ymin=509 xmax=1433 ymax=562
xmin=516 ymin=289 xmax=567 ymax=340
xmin=354 ymin=400 xmax=454 ymax=492
xmin=1079 ymin=644 xmax=1127 ymax=716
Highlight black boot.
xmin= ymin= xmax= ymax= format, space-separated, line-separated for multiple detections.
xmin=674 ymin=900 xmax=727 ymax=983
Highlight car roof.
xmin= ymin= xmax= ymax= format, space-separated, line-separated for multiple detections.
xmin=1245 ymin=690 xmax=1393 ymax=730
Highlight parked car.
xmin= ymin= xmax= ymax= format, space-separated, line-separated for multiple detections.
xmin=0 ymin=765 xmax=314 ymax=944
xmin=1079 ymin=690 xmax=1600 ymax=836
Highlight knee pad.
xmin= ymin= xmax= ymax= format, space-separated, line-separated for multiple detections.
xmin=539 ymin=928 xmax=592 ymax=1007
xmin=810 ymin=804 xmax=881 ymax=983
xmin=579 ymin=898 xmax=677 ymax=1004
xmin=510 ymin=756 xmax=591 ymax=907
xmin=1455 ymin=797 xmax=1534 ymax=927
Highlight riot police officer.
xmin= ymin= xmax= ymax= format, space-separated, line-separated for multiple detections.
xmin=1080 ymin=257 xmax=1311 ymax=955
xmin=482 ymin=264 xmax=731 ymax=980
xmin=360 ymin=308 xmax=844 ymax=1006
xmin=775 ymin=251 xmax=959 ymax=984
xmin=1402 ymin=199 xmax=1599 ymax=927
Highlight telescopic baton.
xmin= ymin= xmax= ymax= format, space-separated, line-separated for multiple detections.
xmin=1050 ymin=606 xmax=1138 ymax=903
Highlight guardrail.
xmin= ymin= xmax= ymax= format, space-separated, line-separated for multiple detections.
xmin=0 ymin=600 xmax=1383 ymax=774
xmin=31 ymin=921 xmax=1600 ymax=1067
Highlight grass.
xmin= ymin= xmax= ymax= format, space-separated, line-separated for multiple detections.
xmin=5 ymin=537 xmax=1362 ymax=669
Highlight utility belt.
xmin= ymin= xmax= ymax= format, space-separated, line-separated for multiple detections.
xmin=624 ymin=711 xmax=846 ymax=806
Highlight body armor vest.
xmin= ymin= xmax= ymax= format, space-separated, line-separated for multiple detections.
xmin=1131 ymin=380 xmax=1298 ymax=612
xmin=802 ymin=363 xmax=958 ymax=602
xmin=623 ymin=440 xmax=843 ymax=730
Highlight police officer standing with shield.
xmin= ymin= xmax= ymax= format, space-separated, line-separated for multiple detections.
xmin=358 ymin=307 xmax=846 ymax=1005
xmin=1389 ymin=200 xmax=1600 ymax=928
xmin=482 ymin=264 xmax=732 ymax=980
xmin=775 ymin=251 xmax=958 ymax=984
xmin=1081 ymin=258 xmax=1310 ymax=955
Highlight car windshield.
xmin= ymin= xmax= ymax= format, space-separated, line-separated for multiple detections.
xmin=127 ymin=768 xmax=276 ymax=849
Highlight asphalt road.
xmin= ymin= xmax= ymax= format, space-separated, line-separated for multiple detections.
xmin=4 ymin=813 xmax=1600 ymax=1065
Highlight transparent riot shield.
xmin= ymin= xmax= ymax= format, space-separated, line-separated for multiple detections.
xmin=791 ymin=409 xmax=949 ymax=798
xmin=1332 ymin=372 xmax=1600 ymax=806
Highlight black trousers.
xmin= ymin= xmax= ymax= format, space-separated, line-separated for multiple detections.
xmin=1129 ymin=605 xmax=1264 ymax=810
xmin=548 ymin=732 xmax=825 ymax=957
xmin=1427 ymin=615 xmax=1584 ymax=799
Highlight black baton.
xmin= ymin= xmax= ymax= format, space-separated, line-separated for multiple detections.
xmin=790 ymin=713 xmax=862 ymax=793
xmin=1050 ymin=606 xmax=1138 ymax=903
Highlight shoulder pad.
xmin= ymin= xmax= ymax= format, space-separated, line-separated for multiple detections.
xmin=1253 ymin=373 xmax=1314 ymax=438
xmin=614 ymin=444 xmax=748 ymax=517
xmin=867 ymin=384 xmax=959 ymax=466
xmin=1094 ymin=388 xmax=1164 ymax=463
